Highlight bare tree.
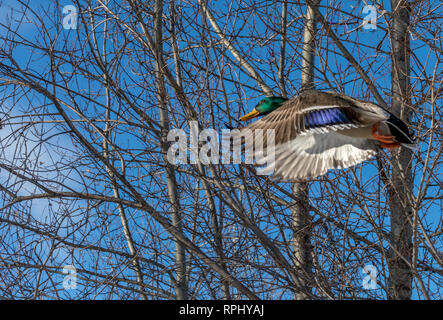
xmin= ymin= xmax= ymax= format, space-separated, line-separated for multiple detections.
xmin=291 ymin=0 xmax=320 ymax=300
xmin=387 ymin=0 xmax=413 ymax=300
xmin=152 ymin=0 xmax=188 ymax=299
xmin=0 ymin=0 xmax=440 ymax=300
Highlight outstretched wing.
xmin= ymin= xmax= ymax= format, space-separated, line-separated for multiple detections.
xmin=256 ymin=132 xmax=379 ymax=180
xmin=242 ymin=91 xmax=387 ymax=147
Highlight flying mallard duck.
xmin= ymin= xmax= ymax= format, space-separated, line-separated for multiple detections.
xmin=236 ymin=90 xmax=416 ymax=180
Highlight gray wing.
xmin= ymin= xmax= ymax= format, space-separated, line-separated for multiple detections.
xmin=255 ymin=131 xmax=379 ymax=180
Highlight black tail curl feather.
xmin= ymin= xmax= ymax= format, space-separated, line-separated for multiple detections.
xmin=386 ymin=113 xmax=415 ymax=144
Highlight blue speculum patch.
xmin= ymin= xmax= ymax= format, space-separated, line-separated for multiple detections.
xmin=304 ymin=108 xmax=350 ymax=129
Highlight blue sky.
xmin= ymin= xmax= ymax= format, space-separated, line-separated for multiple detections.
xmin=0 ymin=0 xmax=440 ymax=299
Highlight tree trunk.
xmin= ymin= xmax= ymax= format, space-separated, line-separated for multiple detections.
xmin=154 ymin=0 xmax=188 ymax=300
xmin=292 ymin=0 xmax=319 ymax=300
xmin=388 ymin=0 xmax=413 ymax=300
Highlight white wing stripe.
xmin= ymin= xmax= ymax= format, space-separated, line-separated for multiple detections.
xmin=301 ymin=105 xmax=341 ymax=113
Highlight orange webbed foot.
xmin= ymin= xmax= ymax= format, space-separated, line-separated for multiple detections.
xmin=372 ymin=123 xmax=396 ymax=144
xmin=380 ymin=142 xmax=401 ymax=149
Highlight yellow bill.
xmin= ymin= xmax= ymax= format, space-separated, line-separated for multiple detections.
xmin=239 ymin=108 xmax=260 ymax=121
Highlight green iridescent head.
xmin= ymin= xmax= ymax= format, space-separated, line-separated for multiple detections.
xmin=239 ymin=96 xmax=288 ymax=121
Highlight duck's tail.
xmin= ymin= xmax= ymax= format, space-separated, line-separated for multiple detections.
xmin=400 ymin=143 xmax=417 ymax=151
xmin=386 ymin=114 xmax=415 ymax=144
